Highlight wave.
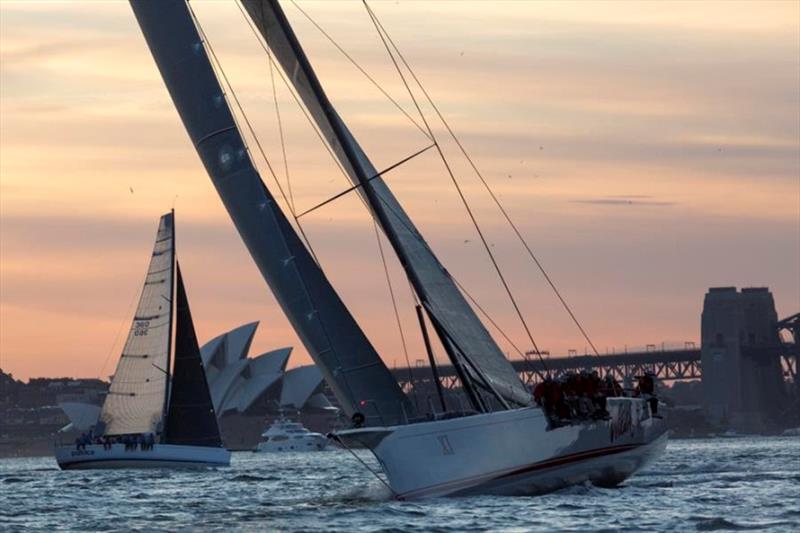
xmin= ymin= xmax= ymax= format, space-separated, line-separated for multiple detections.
xmin=690 ymin=516 xmax=798 ymax=531
xmin=332 ymin=482 xmax=394 ymax=503
xmin=693 ymin=517 xmax=752 ymax=531
xmin=230 ymin=474 xmax=277 ymax=482
xmin=630 ymin=480 xmax=674 ymax=488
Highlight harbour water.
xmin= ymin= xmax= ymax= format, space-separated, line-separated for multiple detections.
xmin=1 ymin=437 xmax=798 ymax=532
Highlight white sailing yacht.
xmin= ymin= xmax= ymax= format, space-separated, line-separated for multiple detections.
xmin=129 ymin=0 xmax=666 ymax=497
xmin=54 ymin=212 xmax=231 ymax=469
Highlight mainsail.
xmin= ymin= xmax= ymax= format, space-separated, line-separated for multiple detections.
xmin=100 ymin=212 xmax=174 ymax=436
xmin=129 ymin=0 xmax=412 ymax=425
xmin=242 ymin=0 xmax=531 ymax=408
xmin=163 ymin=263 xmax=223 ymax=447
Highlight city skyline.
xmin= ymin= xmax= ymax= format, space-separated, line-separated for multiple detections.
xmin=1 ymin=1 xmax=798 ymax=381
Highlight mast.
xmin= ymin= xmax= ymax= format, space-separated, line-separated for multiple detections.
xmin=129 ymin=0 xmax=413 ymax=426
xmin=161 ymin=208 xmax=176 ymax=435
xmin=242 ymin=0 xmax=531 ymax=409
xmin=415 ymin=304 xmax=446 ymax=413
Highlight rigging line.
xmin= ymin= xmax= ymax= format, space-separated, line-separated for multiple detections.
xmin=364 ymin=6 xmax=600 ymax=359
xmin=363 ymin=1 xmax=547 ymax=371
xmin=372 ymin=220 xmax=417 ymax=410
xmin=329 ymin=434 xmax=398 ymax=498
xmin=189 ymin=2 xmax=320 ymax=262
xmin=240 ymin=0 xmax=421 ymax=308
xmin=240 ymin=0 xmax=400 ymax=289
xmin=240 ymin=0 xmax=423 ymax=254
xmin=99 ymin=270 xmax=147 ymax=379
xmin=265 ymin=27 xmax=295 ymax=214
xmin=236 ymin=0 xmax=351 ymax=185
xmin=244 ymin=0 xmax=445 ymax=262
xmin=321 ymin=140 xmax=531 ymax=369
xmin=196 ymin=2 xmax=409 ymax=416
xmin=362 ymin=171 xmax=543 ymax=379
xmin=188 ymin=3 xmax=285 ymax=212
xmin=241 ymin=2 xmax=536 ymax=380
xmin=288 ymin=0 xmax=430 ymax=140
xmin=296 ymin=142 xmax=436 ymax=219
xmin=238 ymin=0 xmax=386 ymax=249
xmin=237 ymin=0 xmax=435 ymax=397
xmin=452 ymin=277 xmax=525 ymax=360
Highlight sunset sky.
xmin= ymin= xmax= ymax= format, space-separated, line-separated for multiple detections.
xmin=1 ymin=1 xmax=798 ymax=381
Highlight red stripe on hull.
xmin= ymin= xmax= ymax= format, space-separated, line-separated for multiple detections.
xmin=398 ymin=442 xmax=643 ymax=500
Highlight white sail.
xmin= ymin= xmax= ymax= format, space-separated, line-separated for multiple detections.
xmin=99 ymin=213 xmax=174 ymax=436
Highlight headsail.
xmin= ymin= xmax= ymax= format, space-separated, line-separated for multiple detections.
xmin=100 ymin=212 xmax=174 ymax=436
xmin=242 ymin=0 xmax=531 ymax=408
xmin=129 ymin=0 xmax=412 ymax=426
xmin=163 ymin=263 xmax=223 ymax=447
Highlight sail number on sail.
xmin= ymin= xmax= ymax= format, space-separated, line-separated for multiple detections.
xmin=134 ymin=321 xmax=150 ymax=337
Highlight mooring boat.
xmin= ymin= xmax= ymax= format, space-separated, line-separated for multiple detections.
xmin=55 ymin=212 xmax=230 ymax=469
xmin=129 ymin=0 xmax=666 ymax=496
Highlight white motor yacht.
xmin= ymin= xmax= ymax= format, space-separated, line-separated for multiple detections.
xmin=256 ymin=416 xmax=329 ymax=452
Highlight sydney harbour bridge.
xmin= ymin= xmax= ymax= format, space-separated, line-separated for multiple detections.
xmin=391 ymin=312 xmax=799 ymax=391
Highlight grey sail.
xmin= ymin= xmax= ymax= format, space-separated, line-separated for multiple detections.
xmin=100 ymin=212 xmax=174 ymax=436
xmin=242 ymin=0 xmax=531 ymax=408
xmin=129 ymin=0 xmax=412 ymax=426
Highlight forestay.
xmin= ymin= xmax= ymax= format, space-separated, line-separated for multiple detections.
xmin=100 ymin=212 xmax=174 ymax=436
xmin=242 ymin=0 xmax=531 ymax=408
xmin=129 ymin=0 xmax=413 ymax=426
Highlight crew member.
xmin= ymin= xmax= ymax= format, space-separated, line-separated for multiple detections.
xmin=533 ymin=380 xmax=547 ymax=407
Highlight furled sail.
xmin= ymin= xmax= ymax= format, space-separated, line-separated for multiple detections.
xmin=129 ymin=0 xmax=412 ymax=426
xmin=100 ymin=212 xmax=174 ymax=436
xmin=163 ymin=263 xmax=223 ymax=447
xmin=242 ymin=0 xmax=531 ymax=408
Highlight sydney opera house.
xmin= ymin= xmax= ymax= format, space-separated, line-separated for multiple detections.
xmin=199 ymin=322 xmax=338 ymax=449
xmin=59 ymin=322 xmax=339 ymax=450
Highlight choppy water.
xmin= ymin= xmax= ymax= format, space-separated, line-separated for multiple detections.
xmin=1 ymin=437 xmax=798 ymax=532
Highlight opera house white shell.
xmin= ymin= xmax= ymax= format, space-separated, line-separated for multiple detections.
xmin=200 ymin=322 xmax=334 ymax=415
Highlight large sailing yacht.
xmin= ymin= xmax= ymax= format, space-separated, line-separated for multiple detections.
xmin=129 ymin=0 xmax=666 ymax=497
xmin=55 ymin=212 xmax=230 ymax=469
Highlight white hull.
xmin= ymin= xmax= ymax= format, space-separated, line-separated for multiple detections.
xmin=336 ymin=397 xmax=667 ymax=499
xmin=255 ymin=434 xmax=329 ymax=453
xmin=54 ymin=443 xmax=231 ymax=470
